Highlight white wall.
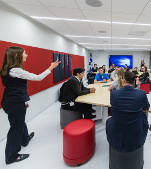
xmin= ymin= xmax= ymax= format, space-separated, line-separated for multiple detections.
xmin=0 ymin=2 xmax=89 ymax=141
xmin=89 ymin=50 xmax=150 ymax=69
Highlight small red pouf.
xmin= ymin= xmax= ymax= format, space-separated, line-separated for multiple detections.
xmin=149 ymin=80 xmax=151 ymax=91
xmin=140 ymin=83 xmax=150 ymax=94
xmin=63 ymin=119 xmax=95 ymax=166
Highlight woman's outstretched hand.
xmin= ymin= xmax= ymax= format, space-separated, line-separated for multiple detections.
xmin=49 ymin=59 xmax=61 ymax=71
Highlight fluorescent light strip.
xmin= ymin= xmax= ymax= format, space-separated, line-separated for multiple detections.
xmin=31 ymin=16 xmax=151 ymax=26
xmin=87 ymin=47 xmax=150 ymax=50
xmin=79 ymin=43 xmax=151 ymax=47
xmin=87 ymin=47 xmax=150 ymax=49
xmin=31 ymin=16 xmax=110 ymax=23
xmin=66 ymin=35 xmax=151 ymax=41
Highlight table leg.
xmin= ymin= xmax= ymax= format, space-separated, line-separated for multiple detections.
xmin=96 ymin=106 xmax=102 ymax=119
xmin=96 ymin=106 xmax=108 ymax=124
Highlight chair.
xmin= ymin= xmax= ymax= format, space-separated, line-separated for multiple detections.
xmin=63 ymin=119 xmax=95 ymax=166
xmin=109 ymin=145 xmax=144 ymax=169
xmin=60 ymin=108 xmax=82 ymax=129
xmin=140 ymin=83 xmax=150 ymax=94
xmin=87 ymin=73 xmax=95 ymax=84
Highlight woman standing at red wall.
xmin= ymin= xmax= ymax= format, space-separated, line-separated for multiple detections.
xmin=0 ymin=46 xmax=60 ymax=164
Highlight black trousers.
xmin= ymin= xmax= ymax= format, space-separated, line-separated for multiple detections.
xmin=1 ymin=100 xmax=30 ymax=163
xmin=61 ymin=102 xmax=93 ymax=115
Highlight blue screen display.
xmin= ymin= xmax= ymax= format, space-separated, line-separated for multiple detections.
xmin=109 ymin=55 xmax=133 ymax=69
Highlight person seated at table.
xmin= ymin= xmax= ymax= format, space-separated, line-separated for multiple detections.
xmin=139 ymin=66 xmax=149 ymax=84
xmin=140 ymin=59 xmax=145 ymax=68
xmin=110 ymin=66 xmax=119 ymax=81
xmin=59 ymin=67 xmax=96 ymax=119
xmin=124 ymin=64 xmax=130 ymax=71
xmin=92 ymin=64 xmax=98 ymax=73
xmin=108 ymin=65 xmax=114 ymax=78
xmin=90 ymin=63 xmax=98 ymax=83
xmin=94 ymin=67 xmax=110 ymax=83
xmin=108 ymin=65 xmax=114 ymax=74
xmin=106 ymin=71 xmax=150 ymax=153
xmin=102 ymin=65 xmax=107 ymax=73
xmin=108 ymin=68 xmax=124 ymax=91
xmin=112 ymin=64 xmax=115 ymax=71
xmin=132 ymin=67 xmax=138 ymax=75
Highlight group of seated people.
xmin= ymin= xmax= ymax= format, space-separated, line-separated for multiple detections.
xmin=90 ymin=63 xmax=150 ymax=87
xmin=59 ymin=64 xmax=150 ymax=168
xmin=59 ymin=63 xmax=150 ymax=121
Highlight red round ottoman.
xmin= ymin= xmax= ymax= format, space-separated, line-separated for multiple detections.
xmin=63 ymin=119 xmax=95 ymax=166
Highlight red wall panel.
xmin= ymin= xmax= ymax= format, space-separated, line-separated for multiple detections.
xmin=72 ymin=54 xmax=85 ymax=70
xmin=0 ymin=41 xmax=84 ymax=108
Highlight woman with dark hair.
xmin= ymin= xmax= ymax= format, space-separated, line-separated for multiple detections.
xmin=139 ymin=66 xmax=149 ymax=84
xmin=132 ymin=67 xmax=138 ymax=75
xmin=140 ymin=60 xmax=146 ymax=72
xmin=0 ymin=46 xmax=60 ymax=164
xmin=140 ymin=59 xmax=145 ymax=67
xmin=92 ymin=63 xmax=98 ymax=73
xmin=124 ymin=64 xmax=130 ymax=71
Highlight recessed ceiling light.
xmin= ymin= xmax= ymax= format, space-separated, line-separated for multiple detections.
xmin=98 ymin=30 xmax=107 ymax=33
xmin=128 ymin=31 xmax=146 ymax=36
xmin=103 ymin=40 xmax=108 ymax=43
xmin=86 ymin=0 xmax=103 ymax=7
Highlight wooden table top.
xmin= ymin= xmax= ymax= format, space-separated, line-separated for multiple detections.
xmin=75 ymin=82 xmax=151 ymax=112
xmin=75 ymin=82 xmax=111 ymax=107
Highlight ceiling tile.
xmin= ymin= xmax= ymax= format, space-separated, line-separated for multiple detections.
xmin=137 ymin=14 xmax=151 ymax=24
xmin=90 ymin=23 xmax=111 ymax=36
xmin=2 ymin=0 xmax=41 ymax=5
xmin=136 ymin=1 xmax=151 ymax=25
xmin=139 ymin=0 xmax=151 ymax=15
xmin=6 ymin=3 xmax=53 ymax=17
xmin=112 ymin=0 xmax=149 ymax=15
xmin=40 ymin=20 xmax=73 ymax=34
xmin=47 ymin=7 xmax=85 ymax=19
xmin=129 ymin=25 xmax=151 ymax=38
xmin=39 ymin=0 xmax=78 ymax=9
xmin=67 ymin=22 xmax=93 ymax=35
xmin=83 ymin=10 xmax=110 ymax=20
xmin=112 ymin=12 xmax=137 ymax=23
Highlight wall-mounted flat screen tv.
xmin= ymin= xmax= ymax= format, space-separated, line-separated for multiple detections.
xmin=109 ymin=55 xmax=133 ymax=68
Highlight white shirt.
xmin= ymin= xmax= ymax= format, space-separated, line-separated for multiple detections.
xmin=9 ymin=68 xmax=51 ymax=105
xmin=9 ymin=68 xmax=51 ymax=81
xmin=111 ymin=70 xmax=117 ymax=81
xmin=75 ymin=76 xmax=81 ymax=82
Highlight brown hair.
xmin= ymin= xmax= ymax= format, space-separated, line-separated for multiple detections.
xmin=117 ymin=68 xmax=124 ymax=88
xmin=142 ymin=66 xmax=148 ymax=72
xmin=123 ymin=71 xmax=135 ymax=85
xmin=0 ymin=46 xmax=24 ymax=76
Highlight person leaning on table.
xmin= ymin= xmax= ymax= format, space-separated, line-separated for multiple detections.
xmin=94 ymin=67 xmax=110 ymax=83
xmin=108 ymin=68 xmax=124 ymax=91
xmin=0 ymin=46 xmax=60 ymax=164
xmin=106 ymin=71 xmax=150 ymax=153
xmin=60 ymin=67 xmax=96 ymax=119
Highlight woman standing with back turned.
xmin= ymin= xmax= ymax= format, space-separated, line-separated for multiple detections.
xmin=0 ymin=46 xmax=60 ymax=164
